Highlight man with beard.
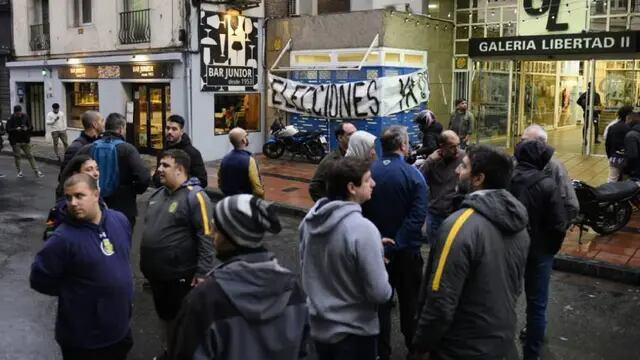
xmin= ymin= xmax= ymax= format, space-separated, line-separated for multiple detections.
xmin=413 ymin=145 xmax=530 ymax=360
xmin=152 ymin=115 xmax=208 ymax=188
xmin=218 ymin=127 xmax=264 ymax=198
xmin=510 ymin=140 xmax=568 ymax=360
xmin=420 ymin=130 xmax=464 ymax=242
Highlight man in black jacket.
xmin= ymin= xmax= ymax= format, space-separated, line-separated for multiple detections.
xmin=309 ymin=122 xmax=357 ymax=201
xmin=6 ymin=105 xmax=43 ymax=177
xmin=152 ymin=114 xmax=207 ymax=188
xmin=77 ymin=113 xmax=150 ymax=227
xmin=605 ymin=106 xmax=633 ymax=182
xmin=413 ymin=145 xmax=530 ymax=360
xmin=624 ymin=113 xmax=640 ymax=180
xmin=510 ymin=140 xmax=568 ymax=360
xmin=60 ymin=110 xmax=104 ymax=173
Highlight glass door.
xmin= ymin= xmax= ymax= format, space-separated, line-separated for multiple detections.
xmin=134 ymin=84 xmax=170 ymax=154
xmin=470 ymin=60 xmax=513 ymax=148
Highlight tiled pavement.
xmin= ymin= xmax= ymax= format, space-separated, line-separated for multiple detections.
xmin=4 ymin=137 xmax=639 ymax=279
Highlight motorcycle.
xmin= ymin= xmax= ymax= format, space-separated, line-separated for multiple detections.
xmin=262 ymin=120 xmax=327 ymax=163
xmin=572 ymin=179 xmax=640 ymax=236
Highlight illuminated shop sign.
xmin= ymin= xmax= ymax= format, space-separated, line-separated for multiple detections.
xmin=470 ymin=31 xmax=640 ymax=58
xmin=58 ymin=64 xmax=172 ymax=79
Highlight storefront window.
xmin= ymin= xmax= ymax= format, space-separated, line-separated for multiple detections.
xmin=65 ymin=82 xmax=99 ymax=129
xmin=610 ymin=0 xmax=629 ymax=14
xmin=610 ymin=16 xmax=628 ymax=31
xmin=590 ymin=17 xmax=607 ymax=31
xmin=214 ymin=93 xmax=261 ymax=135
xmin=591 ymin=0 xmax=607 ymax=15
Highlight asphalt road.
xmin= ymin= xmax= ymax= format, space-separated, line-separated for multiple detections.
xmin=1 ymin=155 xmax=639 ymax=360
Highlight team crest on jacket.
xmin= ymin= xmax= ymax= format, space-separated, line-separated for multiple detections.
xmin=168 ymin=201 xmax=178 ymax=213
xmin=100 ymin=238 xmax=115 ymax=256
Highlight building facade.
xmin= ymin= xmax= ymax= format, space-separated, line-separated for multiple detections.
xmin=7 ymin=0 xmax=266 ymax=161
xmin=0 ymin=0 xmax=12 ymax=122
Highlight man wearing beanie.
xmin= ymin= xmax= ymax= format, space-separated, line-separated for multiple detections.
xmin=140 ymin=149 xmax=215 ymax=360
xmin=169 ymin=194 xmax=309 ymax=360
xmin=300 ymin=157 xmax=392 ymax=360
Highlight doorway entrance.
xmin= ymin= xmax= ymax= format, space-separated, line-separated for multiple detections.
xmin=133 ymin=84 xmax=170 ymax=154
xmin=24 ymin=83 xmax=45 ymax=136
xmin=470 ymin=59 xmax=640 ymax=156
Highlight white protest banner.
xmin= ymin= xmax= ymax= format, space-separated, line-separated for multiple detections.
xmin=268 ymin=69 xmax=429 ymax=119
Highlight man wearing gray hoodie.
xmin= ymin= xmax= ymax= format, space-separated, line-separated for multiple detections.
xmin=300 ymin=156 xmax=392 ymax=360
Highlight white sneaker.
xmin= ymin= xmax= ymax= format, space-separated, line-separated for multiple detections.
xmin=17 ymin=171 xmax=23 ymax=178
xmin=36 ymin=171 xmax=44 ymax=178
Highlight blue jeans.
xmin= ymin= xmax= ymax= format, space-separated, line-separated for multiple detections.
xmin=523 ymin=252 xmax=555 ymax=359
xmin=315 ymin=334 xmax=378 ymax=360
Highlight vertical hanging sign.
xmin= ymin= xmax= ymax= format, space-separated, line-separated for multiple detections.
xmin=199 ymin=10 xmax=260 ymax=92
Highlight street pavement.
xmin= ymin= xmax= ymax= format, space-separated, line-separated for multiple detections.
xmin=1 ymin=156 xmax=640 ymax=360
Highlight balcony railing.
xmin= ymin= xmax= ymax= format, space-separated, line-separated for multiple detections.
xmin=29 ymin=23 xmax=50 ymax=51
xmin=119 ymin=9 xmax=150 ymax=44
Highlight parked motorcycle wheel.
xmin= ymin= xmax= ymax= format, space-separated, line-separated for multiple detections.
xmin=305 ymin=141 xmax=326 ymax=164
xmin=590 ymin=201 xmax=632 ymax=235
xmin=263 ymin=142 xmax=285 ymax=159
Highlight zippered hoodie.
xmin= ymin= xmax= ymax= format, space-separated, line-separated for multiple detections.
xmin=169 ymin=252 xmax=308 ymax=360
xmin=30 ymin=204 xmax=133 ymax=350
xmin=299 ymin=199 xmax=392 ymax=343
xmin=413 ymin=190 xmax=530 ymax=360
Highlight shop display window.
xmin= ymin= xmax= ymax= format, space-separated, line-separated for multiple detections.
xmin=65 ymin=82 xmax=99 ymax=129
xmin=214 ymin=93 xmax=261 ymax=135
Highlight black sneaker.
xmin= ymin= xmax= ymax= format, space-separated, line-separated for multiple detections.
xmin=519 ymin=327 xmax=527 ymax=340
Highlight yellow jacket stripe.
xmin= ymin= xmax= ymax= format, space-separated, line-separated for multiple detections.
xmin=196 ymin=192 xmax=212 ymax=235
xmin=432 ymin=208 xmax=475 ymax=292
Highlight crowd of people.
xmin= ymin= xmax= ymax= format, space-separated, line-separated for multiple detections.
xmin=21 ymin=99 xmax=640 ymax=360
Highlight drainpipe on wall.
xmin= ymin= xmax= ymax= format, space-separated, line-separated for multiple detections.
xmin=183 ymin=0 xmax=194 ymax=134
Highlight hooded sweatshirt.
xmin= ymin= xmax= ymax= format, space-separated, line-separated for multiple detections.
xmin=345 ymin=130 xmax=377 ymax=159
xmin=511 ymin=141 xmax=568 ymax=255
xmin=169 ymin=251 xmax=308 ymax=360
xmin=299 ymin=199 xmax=392 ymax=343
xmin=30 ymin=204 xmax=133 ymax=350
xmin=413 ymin=190 xmax=530 ymax=360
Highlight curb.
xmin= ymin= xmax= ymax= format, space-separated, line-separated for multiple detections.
xmin=0 ymin=150 xmax=62 ymax=166
xmin=554 ymin=254 xmax=640 ymax=286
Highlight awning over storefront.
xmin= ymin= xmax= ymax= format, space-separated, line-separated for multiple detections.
xmin=469 ymin=31 xmax=640 ymax=60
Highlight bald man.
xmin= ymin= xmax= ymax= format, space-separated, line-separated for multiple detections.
xmin=218 ymin=127 xmax=264 ymax=198
xmin=420 ymin=130 xmax=465 ymax=242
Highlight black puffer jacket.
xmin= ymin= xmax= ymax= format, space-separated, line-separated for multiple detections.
xmin=152 ymin=133 xmax=208 ymax=188
xmin=59 ymin=132 xmax=97 ymax=178
xmin=413 ymin=189 xmax=530 ymax=360
xmin=624 ymin=124 xmax=640 ymax=179
xmin=415 ymin=122 xmax=443 ymax=157
xmin=510 ymin=140 xmax=568 ymax=255
xmin=77 ymin=132 xmax=151 ymax=220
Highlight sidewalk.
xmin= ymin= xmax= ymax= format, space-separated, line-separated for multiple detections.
xmin=4 ymin=137 xmax=639 ymax=284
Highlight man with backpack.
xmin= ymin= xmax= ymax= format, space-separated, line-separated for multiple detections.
xmin=77 ymin=112 xmax=150 ymax=227
xmin=140 ymin=149 xmax=215 ymax=360
xmin=510 ymin=140 xmax=568 ymax=360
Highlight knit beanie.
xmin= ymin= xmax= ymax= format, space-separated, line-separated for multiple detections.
xmin=345 ymin=130 xmax=377 ymax=160
xmin=213 ymin=194 xmax=282 ymax=249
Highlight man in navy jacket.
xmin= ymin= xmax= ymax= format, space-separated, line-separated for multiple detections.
xmin=362 ymin=125 xmax=428 ymax=360
xmin=30 ymin=173 xmax=134 ymax=360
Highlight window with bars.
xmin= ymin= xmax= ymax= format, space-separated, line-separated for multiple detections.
xmin=288 ymin=0 xmax=297 ymax=16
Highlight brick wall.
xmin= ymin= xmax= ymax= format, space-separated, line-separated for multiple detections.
xmin=266 ymin=0 xmax=289 ymax=17
xmin=318 ymin=0 xmax=350 ymax=14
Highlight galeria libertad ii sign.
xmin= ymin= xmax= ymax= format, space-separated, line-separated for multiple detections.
xmin=268 ymin=70 xmax=429 ymax=119
xmin=469 ymin=31 xmax=640 ymax=58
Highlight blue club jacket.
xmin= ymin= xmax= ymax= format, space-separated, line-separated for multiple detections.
xmin=362 ymin=153 xmax=429 ymax=254
xmin=30 ymin=204 xmax=134 ymax=350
